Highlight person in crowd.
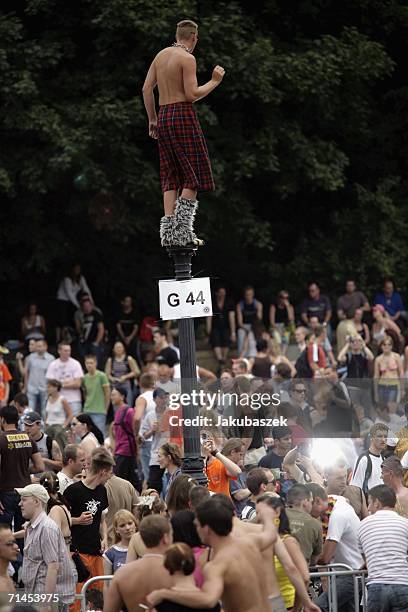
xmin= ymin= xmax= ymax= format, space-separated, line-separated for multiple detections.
xmin=380 ymin=455 xmax=408 ymax=517
xmin=115 ymin=295 xmax=140 ymax=358
xmin=18 ymin=483 xmax=76 ymax=606
xmin=105 ymin=473 xmax=139 ymax=546
xmin=105 ymin=515 xmax=173 ymax=611
xmin=259 ymin=426 xmax=292 ymax=471
xmin=371 ymin=304 xmax=403 ymax=351
xmin=0 ymin=405 xmax=44 ymax=537
xmin=325 ymin=460 xmax=368 ymax=519
xmin=83 ymin=354 xmax=110 ymax=437
xmin=206 ymin=286 xmax=236 ymax=370
xmin=44 ymin=379 xmax=73 ymax=428
xmin=0 ymin=524 xmax=19 ymax=594
xmin=374 ymin=278 xmax=408 ymax=327
xmin=158 ymin=442 xmax=182 ymax=500
xmin=105 ymin=341 xmax=140 ymax=406
xmin=21 ymin=302 xmax=46 ymax=343
xmin=14 ymin=391 xmax=31 ymax=431
xmin=0 ymin=351 xmax=12 ymax=408
xmin=269 ymin=341 xmax=296 ymax=378
xmin=248 ymin=339 xmax=272 ymax=378
xmin=306 ymin=324 xmax=328 ymax=377
xmin=112 ymin=385 xmax=139 ymax=490
xmin=170 ymin=505 xmax=210 ymax=588
xmin=203 ymin=436 xmax=241 ymax=496
xmin=285 ymin=484 xmax=323 ymax=564
xmin=39 ymin=471 xmax=73 ymax=553
xmin=133 ymin=373 xmax=157 ymax=485
xmin=103 ymin=510 xmax=137 ymax=575
xmin=23 ymin=339 xmax=54 ymax=415
xmin=353 ymin=307 xmax=370 ymax=344
xmin=315 ymin=493 xmax=363 ymax=612
xmin=166 ymin=475 xmax=199 ymax=518
xmin=231 ymin=358 xmax=252 ymax=378
xmin=153 ymin=328 xmax=179 ymax=367
xmin=157 ymin=542 xmax=222 ymax=612
xmin=240 ymin=467 xmax=277 ymax=521
xmin=337 ymin=280 xmax=370 ymax=320
xmin=86 ymin=588 xmax=104 ymax=612
xmin=337 ymin=335 xmax=374 ymax=379
xmin=236 ymin=285 xmax=263 ymax=358
xmin=374 ymin=337 xmax=404 ymax=406
xmin=220 ymin=438 xmax=249 ymax=516
xmin=23 ymin=411 xmax=62 ymax=475
xmin=56 ymin=263 xmax=93 ymax=341
xmin=71 ymin=413 xmax=104 ymax=463
xmin=140 ymin=388 xmax=172 ymax=493
xmin=305 ymin=482 xmax=329 ymax=520
xmin=76 ymin=297 xmax=105 ymax=365
xmin=293 ymin=326 xmax=308 ymax=358
xmin=126 ymin=496 xmax=167 ymax=561
xmin=300 ymin=282 xmax=332 ymax=326
xmin=351 ymin=423 xmax=388 ymax=496
xmin=308 ymin=316 xmax=336 ymax=367
xmin=64 ymin=448 xmax=113 ymax=607
xmin=147 ymin=496 xmax=278 ymax=612
xmin=155 ymin=356 xmax=179 ymax=394
xmin=358 ymin=484 xmax=408 ymax=609
xmin=269 ymin=290 xmax=295 ymax=334
xmin=46 ymin=342 xmax=84 ymax=416
xmin=336 ymin=307 xmax=358 ymax=352
xmin=289 ymin=382 xmax=316 ymax=432
xmin=57 ymin=444 xmax=86 ymax=494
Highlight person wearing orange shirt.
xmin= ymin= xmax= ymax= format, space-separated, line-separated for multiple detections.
xmin=0 ymin=350 xmax=12 ymax=408
xmin=203 ymin=437 xmax=241 ymax=496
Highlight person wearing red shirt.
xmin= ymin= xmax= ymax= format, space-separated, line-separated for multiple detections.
xmin=307 ymin=325 xmax=327 ymax=378
xmin=203 ymin=437 xmax=241 ymax=496
xmin=0 ymin=351 xmax=12 ymax=408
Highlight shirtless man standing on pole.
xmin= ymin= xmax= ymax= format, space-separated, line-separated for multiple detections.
xmin=147 ymin=496 xmax=278 ymax=612
xmin=142 ymin=19 xmax=225 ymax=247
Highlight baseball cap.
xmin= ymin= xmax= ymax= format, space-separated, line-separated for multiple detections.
xmin=23 ymin=411 xmax=42 ymax=425
xmin=15 ymin=484 xmax=50 ymax=504
xmin=153 ymin=388 xmax=170 ymax=399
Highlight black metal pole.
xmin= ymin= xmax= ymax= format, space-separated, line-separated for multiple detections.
xmin=166 ymin=246 xmax=207 ymax=486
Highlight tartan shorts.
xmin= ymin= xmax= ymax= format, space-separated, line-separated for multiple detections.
xmin=157 ymin=101 xmax=215 ymax=193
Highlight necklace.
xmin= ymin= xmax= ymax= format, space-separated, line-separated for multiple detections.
xmin=172 ymin=42 xmax=191 ymax=53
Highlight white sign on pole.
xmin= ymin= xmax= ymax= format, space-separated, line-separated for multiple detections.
xmin=159 ymin=277 xmax=212 ymax=320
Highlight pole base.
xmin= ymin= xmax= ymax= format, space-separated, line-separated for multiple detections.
xmin=181 ymin=455 xmax=208 ymax=487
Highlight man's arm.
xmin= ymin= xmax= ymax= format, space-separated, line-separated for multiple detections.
xmin=43 ymin=440 xmax=62 ymax=471
xmin=62 ymin=377 xmax=82 ymax=390
xmin=103 ymin=384 xmax=110 ymax=411
xmin=31 ymin=452 xmax=45 ymax=474
xmin=95 ymin=321 xmax=105 ymax=345
xmin=256 ymin=300 xmax=263 ymax=321
xmin=318 ymin=539 xmax=338 ymax=565
xmin=133 ymin=395 xmax=147 ymax=435
xmin=250 ymin=502 xmax=278 ymax=551
xmin=142 ymin=61 xmax=158 ymax=138
xmin=42 ymin=561 xmax=59 ymax=612
xmin=228 ymin=309 xmax=236 ymax=342
xmin=182 ymin=55 xmax=224 ymax=103
xmin=100 ymin=512 xmax=108 ymax=552
xmin=103 ymin=571 xmax=125 ymax=612
xmin=208 ymin=442 xmax=241 ymax=477
xmin=147 ymin=561 xmax=224 ymax=609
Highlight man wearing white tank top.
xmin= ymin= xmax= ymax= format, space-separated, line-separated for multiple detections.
xmin=134 ymin=373 xmax=157 ymax=484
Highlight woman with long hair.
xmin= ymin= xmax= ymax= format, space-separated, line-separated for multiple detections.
xmin=71 ymin=413 xmax=104 ymax=467
xmin=56 ymin=263 xmax=93 ymax=342
xmin=21 ymin=302 xmax=46 ymax=343
xmin=39 ymin=471 xmax=72 ymax=553
xmin=166 ymin=474 xmax=198 ymax=518
xmin=158 ymin=443 xmax=183 ymax=501
xmin=372 ymin=304 xmax=403 ymax=353
xmin=105 ymin=341 xmax=140 ymax=406
xmin=374 ymin=337 xmax=404 ymax=406
xmin=103 ymin=510 xmax=137 ymax=576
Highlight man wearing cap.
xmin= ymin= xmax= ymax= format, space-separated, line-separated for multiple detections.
xmin=0 ymin=405 xmax=44 ymax=537
xmin=381 ymin=455 xmax=408 ymax=518
xmin=18 ymin=483 xmax=76 ymax=608
xmin=23 ymin=411 xmax=62 ymax=477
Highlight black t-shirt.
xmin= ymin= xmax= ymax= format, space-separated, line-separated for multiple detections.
xmin=157 ymin=603 xmax=220 ymax=612
xmin=259 ymin=450 xmax=284 ymax=469
xmin=212 ymin=298 xmax=234 ymax=330
xmin=0 ymin=430 xmax=38 ymax=490
xmin=116 ymin=308 xmax=139 ymax=337
xmin=64 ymin=481 xmax=108 ymax=555
xmin=159 ymin=347 xmax=179 ymax=367
xmin=80 ymin=310 xmax=103 ymax=343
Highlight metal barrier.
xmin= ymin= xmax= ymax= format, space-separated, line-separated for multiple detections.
xmin=310 ymin=563 xmax=368 ymax=612
xmin=77 ymin=565 xmax=368 ymax=612
xmin=78 ymin=575 xmax=112 ymax=612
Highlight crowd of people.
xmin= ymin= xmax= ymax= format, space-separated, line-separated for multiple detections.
xmin=0 ymin=271 xmax=408 ymax=611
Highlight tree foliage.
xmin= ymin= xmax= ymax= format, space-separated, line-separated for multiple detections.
xmin=1 ymin=0 xmax=408 ymax=328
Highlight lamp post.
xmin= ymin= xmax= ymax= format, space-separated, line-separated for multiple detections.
xmin=166 ymin=246 xmax=207 ymax=486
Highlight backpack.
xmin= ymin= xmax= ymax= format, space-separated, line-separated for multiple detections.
xmin=139 ymin=316 xmax=156 ymax=343
xmin=352 ymin=450 xmax=381 ymax=498
xmin=295 ymin=349 xmax=313 ymax=379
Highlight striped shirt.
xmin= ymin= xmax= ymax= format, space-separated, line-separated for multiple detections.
xmin=357 ymin=509 xmax=408 ymax=585
xmin=22 ymin=511 xmax=76 ymax=602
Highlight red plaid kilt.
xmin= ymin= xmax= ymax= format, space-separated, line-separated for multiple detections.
xmin=157 ymin=102 xmax=215 ymax=193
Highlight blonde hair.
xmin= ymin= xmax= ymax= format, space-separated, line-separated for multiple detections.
xmin=113 ymin=509 xmax=137 ymax=543
xmin=176 ymin=19 xmax=198 ymax=41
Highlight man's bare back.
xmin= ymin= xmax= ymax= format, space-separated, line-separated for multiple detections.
xmin=154 ymin=47 xmax=192 ymax=105
xmin=103 ymin=557 xmax=172 ymax=612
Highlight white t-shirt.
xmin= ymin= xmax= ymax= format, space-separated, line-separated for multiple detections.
xmin=46 ymin=358 xmax=84 ymax=403
xmin=139 ymin=390 xmax=156 ymax=443
xmin=326 ymin=495 xmax=364 ymax=569
xmin=358 ymin=510 xmax=408 ymax=585
xmin=57 ymin=470 xmax=75 ymax=495
xmin=350 ymin=452 xmax=383 ymax=491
